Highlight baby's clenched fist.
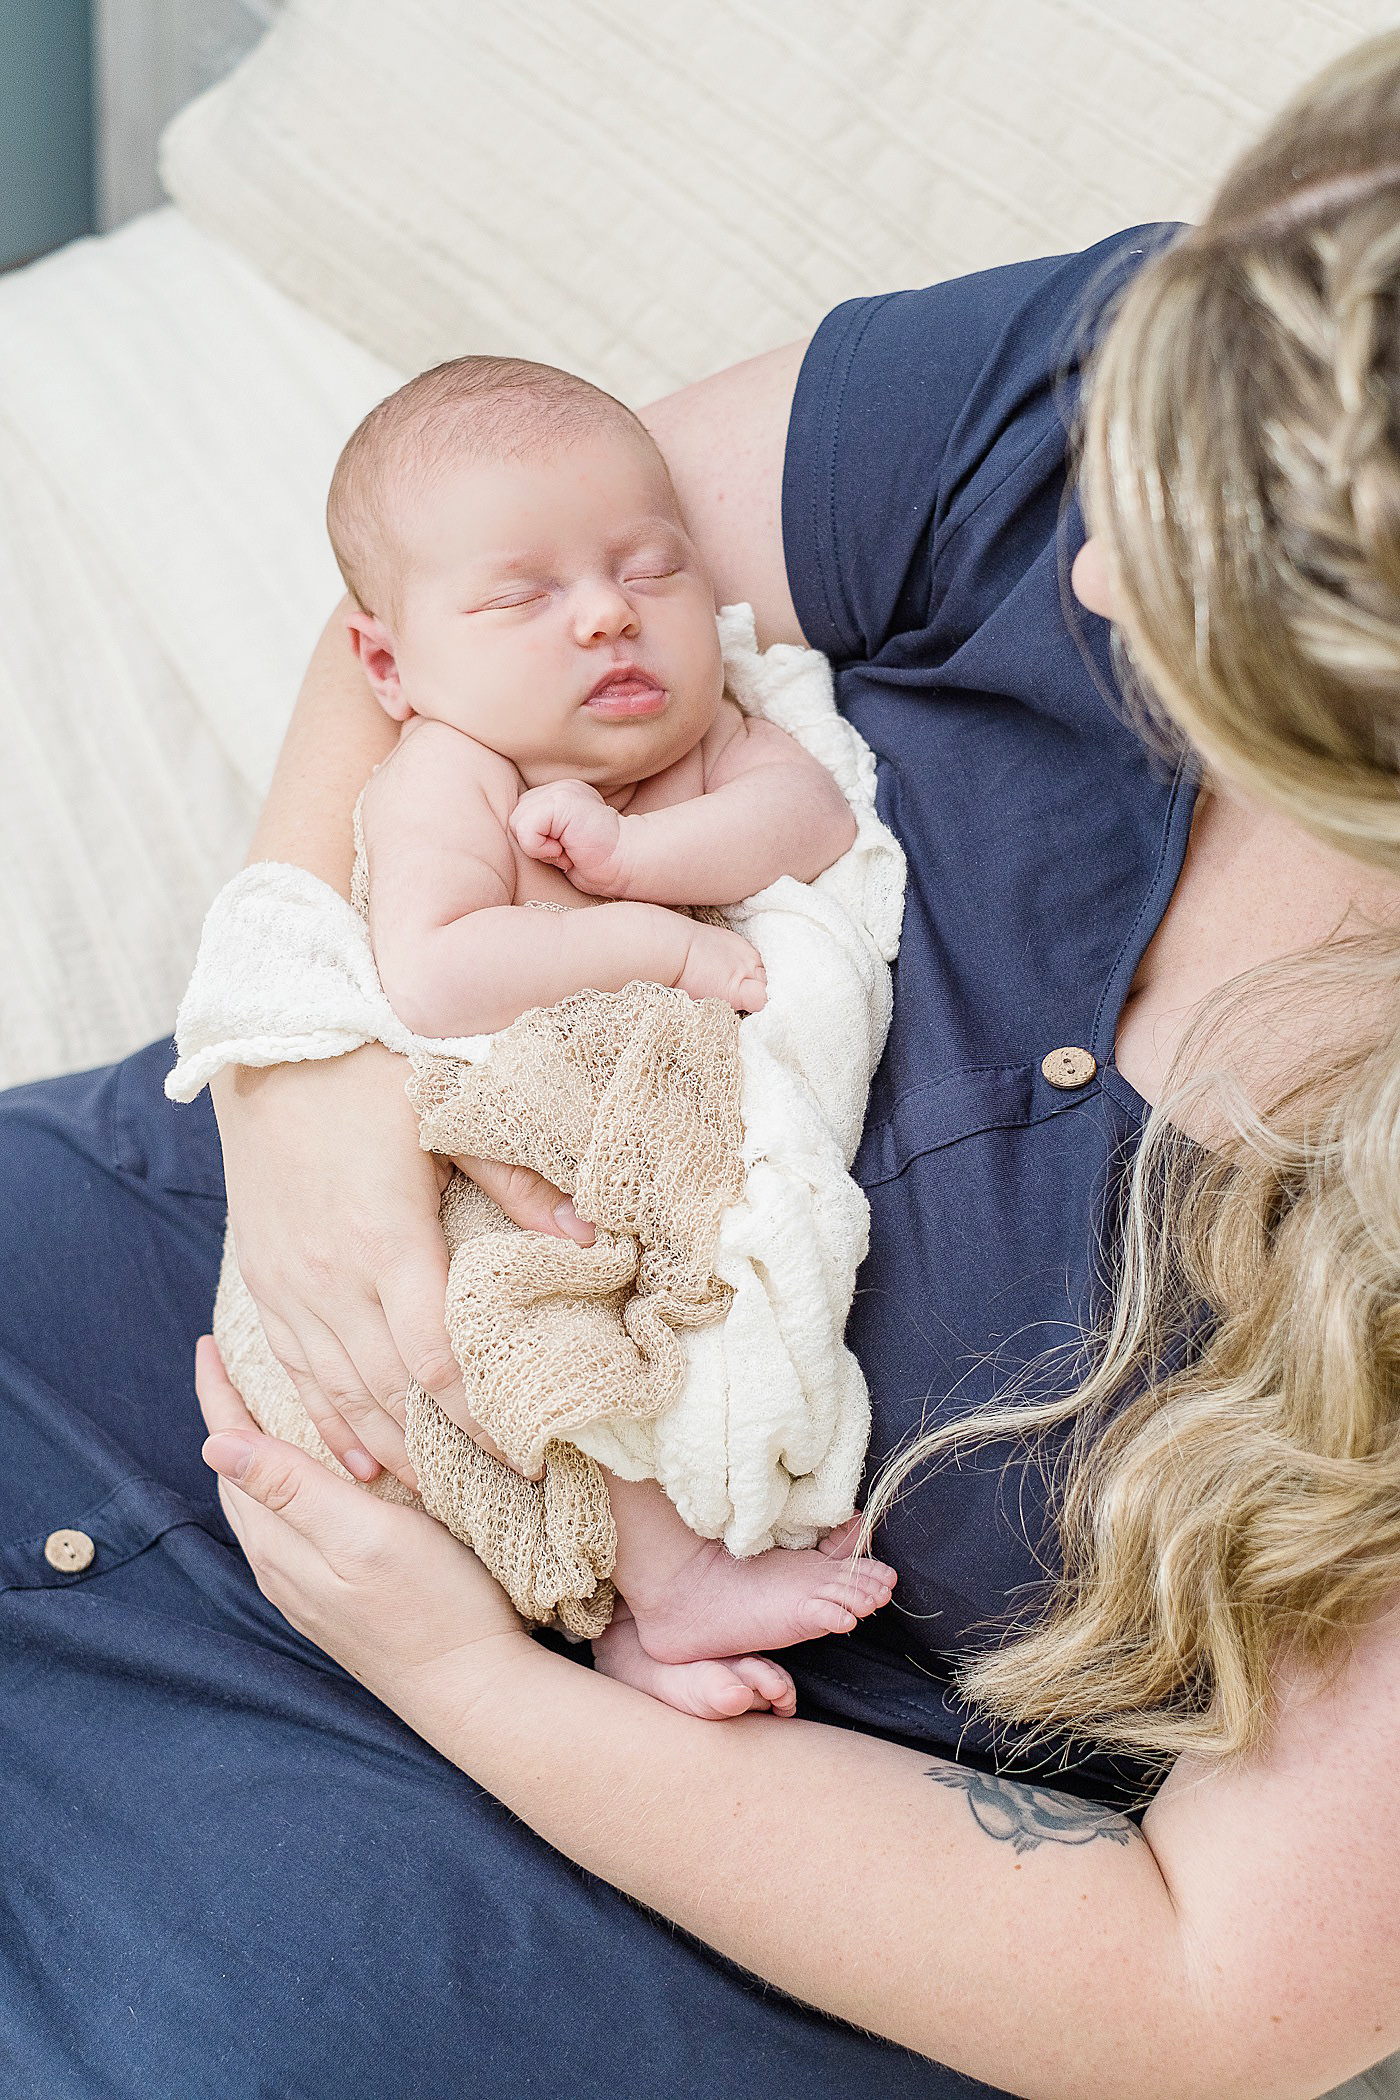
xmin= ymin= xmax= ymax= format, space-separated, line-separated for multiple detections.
xmin=675 ymin=923 xmax=768 ymax=1014
xmin=510 ymin=779 xmax=627 ymax=894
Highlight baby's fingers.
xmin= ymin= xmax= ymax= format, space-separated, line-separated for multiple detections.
xmin=519 ymin=826 xmax=566 ymax=865
xmin=508 ymin=791 xmax=565 ymax=862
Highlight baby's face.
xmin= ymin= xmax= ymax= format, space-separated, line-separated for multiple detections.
xmin=363 ymin=427 xmax=725 ymax=789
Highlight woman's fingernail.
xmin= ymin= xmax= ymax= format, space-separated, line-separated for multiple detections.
xmin=203 ymin=1432 xmax=254 ymax=1481
xmin=343 ymin=1449 xmax=378 ymax=1481
xmin=553 ymin=1198 xmax=594 ymax=1245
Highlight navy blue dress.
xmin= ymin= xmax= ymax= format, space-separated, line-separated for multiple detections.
xmin=0 ymin=225 xmax=1190 ymax=2100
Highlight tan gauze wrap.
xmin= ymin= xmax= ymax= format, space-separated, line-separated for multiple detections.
xmin=213 ymin=978 xmax=745 ymax=1638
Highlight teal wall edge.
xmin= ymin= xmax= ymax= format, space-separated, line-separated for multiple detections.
xmin=0 ymin=1 xmax=94 ymax=271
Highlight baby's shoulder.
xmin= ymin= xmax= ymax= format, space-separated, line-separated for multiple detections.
xmin=359 ymin=720 xmax=521 ymax=883
xmin=700 ymin=698 xmax=801 ymax=788
xmin=367 ymin=718 xmax=518 ymax=816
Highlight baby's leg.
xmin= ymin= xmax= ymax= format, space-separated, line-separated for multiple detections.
xmin=605 ymin=1474 xmax=896 ymax=1678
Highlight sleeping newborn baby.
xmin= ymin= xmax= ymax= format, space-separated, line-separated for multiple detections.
xmin=328 ymin=354 xmax=896 ymax=1719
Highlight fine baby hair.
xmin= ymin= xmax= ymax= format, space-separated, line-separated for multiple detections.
xmin=326 ymin=355 xmax=660 ymax=617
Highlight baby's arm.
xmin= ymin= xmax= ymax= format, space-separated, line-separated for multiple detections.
xmin=510 ymin=710 xmax=856 ymax=907
xmin=362 ymin=724 xmax=766 ymax=1037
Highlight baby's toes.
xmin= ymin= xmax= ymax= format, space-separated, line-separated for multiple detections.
xmin=799 ymin=1572 xmax=896 ymax=1639
xmin=797 ymin=1594 xmax=861 ymax=1638
xmin=681 ymin=1661 xmax=763 ymax=1721
xmin=730 ymin=1654 xmax=797 ymax=1717
xmin=817 ymin=1515 xmax=865 ymax=1558
xmin=847 ymin=1558 xmax=899 ymax=1606
xmin=825 ymin=1557 xmax=897 ymax=1611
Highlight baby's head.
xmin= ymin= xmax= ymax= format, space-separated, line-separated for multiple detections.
xmin=327 ymin=356 xmax=725 ymax=788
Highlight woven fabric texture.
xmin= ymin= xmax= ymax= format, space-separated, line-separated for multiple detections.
xmin=217 ymin=979 xmax=752 ymax=1632
xmin=214 ymin=1177 xmax=621 ymax=1637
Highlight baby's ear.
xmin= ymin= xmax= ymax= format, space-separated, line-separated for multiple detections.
xmin=345 ymin=607 xmax=412 ymax=721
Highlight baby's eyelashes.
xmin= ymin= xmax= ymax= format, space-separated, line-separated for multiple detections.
xmin=464 ymin=590 xmax=549 ymax=614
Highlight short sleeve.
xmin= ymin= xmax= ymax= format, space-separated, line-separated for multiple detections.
xmin=781 ymin=226 xmax=1179 ymax=666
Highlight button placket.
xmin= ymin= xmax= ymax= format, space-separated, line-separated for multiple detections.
xmin=0 ymin=1477 xmax=216 ymax=1596
xmin=1041 ymin=1046 xmax=1097 ymax=1091
xmin=43 ymin=1528 xmax=96 ymax=1573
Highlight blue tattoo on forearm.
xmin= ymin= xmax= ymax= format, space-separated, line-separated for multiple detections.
xmin=927 ymin=1765 xmax=1138 ymax=1853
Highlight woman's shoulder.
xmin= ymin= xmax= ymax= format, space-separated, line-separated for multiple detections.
xmin=783 ymin=224 xmax=1180 ymax=670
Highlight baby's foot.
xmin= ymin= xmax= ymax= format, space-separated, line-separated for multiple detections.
xmin=593 ymin=1605 xmax=798 ymax=1720
xmin=623 ymin=1529 xmax=896 ymax=1668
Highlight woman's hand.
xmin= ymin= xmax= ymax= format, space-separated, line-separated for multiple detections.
xmin=197 ymin=1336 xmax=527 ymax=1701
xmin=213 ymin=1043 xmax=594 ymax=1489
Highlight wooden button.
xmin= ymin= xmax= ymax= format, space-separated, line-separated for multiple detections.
xmin=1041 ymin=1046 xmax=1097 ymax=1091
xmin=43 ymin=1528 xmax=95 ymax=1574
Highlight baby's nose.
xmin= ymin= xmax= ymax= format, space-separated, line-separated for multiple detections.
xmin=576 ymin=584 xmax=640 ymax=640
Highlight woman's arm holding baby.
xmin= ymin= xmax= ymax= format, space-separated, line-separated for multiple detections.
xmin=511 ymin=712 xmax=856 ymax=906
xmin=200 ymin=1347 xmax=1400 ymax=2100
xmin=248 ymin=599 xmax=398 ymax=892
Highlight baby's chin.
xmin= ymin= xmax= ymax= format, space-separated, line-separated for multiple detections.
xmin=572 ymin=692 xmax=718 ymax=781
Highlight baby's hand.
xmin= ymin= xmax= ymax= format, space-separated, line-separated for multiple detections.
xmin=510 ymin=779 xmax=627 ymax=895
xmin=676 ymin=923 xmax=768 ymax=1014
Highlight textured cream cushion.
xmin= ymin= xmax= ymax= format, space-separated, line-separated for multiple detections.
xmin=0 ymin=208 xmax=397 ymax=1087
xmin=162 ymin=0 xmax=1400 ymax=407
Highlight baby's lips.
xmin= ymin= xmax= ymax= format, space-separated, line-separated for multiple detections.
xmin=583 ymin=670 xmax=668 ymax=717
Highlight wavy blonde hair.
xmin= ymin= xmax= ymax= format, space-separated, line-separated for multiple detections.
xmin=864 ymin=31 xmax=1400 ymax=1768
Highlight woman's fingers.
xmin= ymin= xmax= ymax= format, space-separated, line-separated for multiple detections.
xmin=198 ymin=1335 xmax=389 ymax=1554
xmin=299 ymin=1319 xmax=418 ymax=1486
xmin=196 ymin=1332 xmax=258 ymax=1437
xmin=213 ymin=1046 xmax=457 ymax=1483
xmin=454 ymin=1154 xmax=596 ymax=1245
xmin=211 ymin=1047 xmax=548 ymax=1490
xmin=195 ymin=1334 xmax=332 ymax=1560
xmin=196 ymin=1333 xmax=527 ymax=1683
xmin=254 ymin=1299 xmax=413 ymax=1488
xmin=375 ymin=1240 xmax=536 ymax=1475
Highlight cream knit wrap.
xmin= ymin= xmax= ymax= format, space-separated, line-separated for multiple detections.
xmin=172 ymin=606 xmax=906 ymax=1636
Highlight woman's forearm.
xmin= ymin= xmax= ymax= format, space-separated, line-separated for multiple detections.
xmin=203 ymin=1351 xmax=1400 ymax=2100
xmin=393 ymin=1638 xmax=1208 ymax=2100
xmin=249 ymin=599 xmax=397 ymax=894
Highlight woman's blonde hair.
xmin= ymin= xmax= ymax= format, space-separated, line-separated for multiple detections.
xmin=865 ymin=31 xmax=1400 ymax=1768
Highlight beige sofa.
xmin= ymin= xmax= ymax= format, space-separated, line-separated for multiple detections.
xmin=1 ymin=6 xmax=1396 ymax=2088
